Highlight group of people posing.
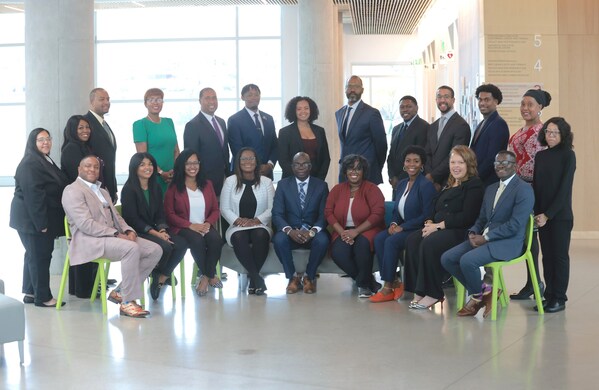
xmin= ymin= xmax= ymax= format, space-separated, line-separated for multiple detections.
xmin=10 ymin=76 xmax=576 ymax=319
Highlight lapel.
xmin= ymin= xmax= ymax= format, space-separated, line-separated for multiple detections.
xmin=490 ymin=178 xmax=516 ymax=218
xmin=347 ymin=103 xmax=364 ymax=137
xmin=435 ymin=113 xmax=455 ymax=153
xmin=473 ymin=111 xmax=498 ymax=146
xmin=243 ymin=109 xmax=263 ymax=140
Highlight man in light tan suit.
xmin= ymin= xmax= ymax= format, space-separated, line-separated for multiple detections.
xmin=62 ymin=155 xmax=161 ymax=318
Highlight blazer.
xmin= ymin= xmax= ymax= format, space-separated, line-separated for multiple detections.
xmin=61 ymin=179 xmax=134 ymax=266
xmin=533 ymin=145 xmax=576 ymax=221
xmin=272 ymin=176 xmax=329 ymax=232
xmin=324 ymin=180 xmax=386 ymax=249
xmin=85 ymin=110 xmax=118 ymax=201
xmin=387 ymin=115 xmax=429 ymax=182
xmin=278 ymin=122 xmax=331 ymax=180
xmin=10 ymin=154 xmax=68 ymax=237
xmin=470 ymin=111 xmax=510 ymax=186
xmin=183 ymin=112 xmax=230 ymax=196
xmin=61 ymin=142 xmax=92 ymax=183
xmin=335 ymin=101 xmax=387 ymax=184
xmin=227 ymin=109 xmax=278 ymax=168
xmin=425 ymin=112 xmax=471 ymax=185
xmin=220 ymin=175 xmax=275 ymax=245
xmin=390 ymin=173 xmax=437 ymax=231
xmin=470 ymin=175 xmax=534 ymax=260
xmin=163 ymin=180 xmax=220 ymax=235
xmin=431 ymin=177 xmax=485 ymax=229
xmin=120 ymin=180 xmax=169 ymax=234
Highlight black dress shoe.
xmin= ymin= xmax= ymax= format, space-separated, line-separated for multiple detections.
xmin=23 ymin=295 xmax=34 ymax=304
xmin=533 ymin=300 xmax=549 ymax=312
xmin=511 ymin=282 xmax=545 ymax=300
xmin=35 ymin=301 xmax=66 ymax=308
xmin=150 ymin=273 xmax=163 ymax=301
xmin=107 ymin=278 xmax=117 ymax=286
xmin=165 ymin=275 xmax=178 ymax=287
xmin=545 ymin=301 xmax=566 ymax=313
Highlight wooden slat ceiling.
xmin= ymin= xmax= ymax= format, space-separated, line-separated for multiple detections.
xmin=0 ymin=0 xmax=434 ymax=35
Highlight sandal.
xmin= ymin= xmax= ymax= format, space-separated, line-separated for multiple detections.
xmin=209 ymin=277 xmax=223 ymax=289
xmin=195 ymin=275 xmax=209 ymax=296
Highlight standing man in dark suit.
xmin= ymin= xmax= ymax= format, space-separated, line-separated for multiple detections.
xmin=387 ymin=95 xmax=429 ymax=197
xmin=425 ymin=85 xmax=471 ymax=190
xmin=336 ymin=75 xmax=387 ymax=184
xmin=441 ymin=151 xmax=534 ymax=318
xmin=227 ymin=84 xmax=278 ymax=179
xmin=272 ymin=152 xmax=330 ymax=294
xmin=183 ymin=87 xmax=230 ymax=197
xmin=471 ymin=84 xmax=510 ymax=187
xmin=85 ymin=88 xmax=118 ymax=202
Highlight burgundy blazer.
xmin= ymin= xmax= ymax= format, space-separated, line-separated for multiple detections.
xmin=164 ymin=180 xmax=220 ymax=234
xmin=324 ymin=180 xmax=385 ymax=250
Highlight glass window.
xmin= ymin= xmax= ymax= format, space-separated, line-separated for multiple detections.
xmin=238 ymin=39 xmax=281 ymax=98
xmin=0 ymin=105 xmax=26 ymax=177
xmin=0 ymin=13 xmax=24 ymax=44
xmin=238 ymin=6 xmax=281 ymax=37
xmin=0 ymin=46 xmax=25 ymax=103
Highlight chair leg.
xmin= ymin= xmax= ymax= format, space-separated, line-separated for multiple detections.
xmin=180 ymin=259 xmax=186 ymax=299
xmin=170 ymin=271 xmax=177 ymax=300
xmin=18 ymin=340 xmax=24 ymax=364
xmin=527 ymin=254 xmax=544 ymax=315
xmin=491 ymin=269 xmax=500 ymax=321
xmin=455 ymin=277 xmax=466 ymax=311
xmin=191 ymin=262 xmax=199 ymax=287
xmin=497 ymin=267 xmax=509 ymax=308
xmin=56 ymin=254 xmax=70 ymax=311
xmin=140 ymin=280 xmax=146 ymax=307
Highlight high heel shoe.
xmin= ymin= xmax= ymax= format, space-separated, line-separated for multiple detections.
xmin=195 ymin=275 xmax=208 ymax=296
xmin=409 ymin=297 xmax=445 ymax=310
xmin=510 ymin=282 xmax=545 ymax=300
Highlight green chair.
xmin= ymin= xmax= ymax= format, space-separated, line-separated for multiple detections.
xmin=191 ymin=261 xmax=222 ymax=291
xmin=455 ymin=215 xmax=544 ymax=320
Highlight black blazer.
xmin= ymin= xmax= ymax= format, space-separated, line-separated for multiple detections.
xmin=533 ymin=145 xmax=576 ymax=221
xmin=120 ymin=180 xmax=169 ymax=234
xmin=10 ymin=155 xmax=68 ymax=237
xmin=425 ymin=112 xmax=471 ymax=186
xmin=85 ymin=111 xmax=117 ymax=201
xmin=61 ymin=142 xmax=92 ymax=183
xmin=183 ymin=112 xmax=230 ymax=196
xmin=431 ymin=176 xmax=484 ymax=229
xmin=387 ymin=115 xmax=429 ymax=183
xmin=470 ymin=110 xmax=510 ymax=186
xmin=278 ymin=122 xmax=331 ymax=180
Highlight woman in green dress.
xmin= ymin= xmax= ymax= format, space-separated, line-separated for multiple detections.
xmin=133 ymin=88 xmax=180 ymax=193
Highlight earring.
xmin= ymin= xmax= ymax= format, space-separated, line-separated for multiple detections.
xmin=403 ymin=166 xmax=407 ymax=172
xmin=420 ymin=167 xmax=424 ymax=172
xmin=538 ymin=110 xmax=542 ymax=116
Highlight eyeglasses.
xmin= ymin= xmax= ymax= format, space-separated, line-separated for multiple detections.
xmin=493 ymin=160 xmax=516 ymax=167
xmin=36 ymin=136 xmax=52 ymax=143
xmin=347 ymin=166 xmax=363 ymax=172
xmin=185 ymin=161 xmax=200 ymax=167
xmin=436 ymin=94 xmax=452 ymax=100
xmin=146 ymin=98 xmax=164 ymax=104
xmin=545 ymin=129 xmax=560 ymax=136
xmin=240 ymin=157 xmax=256 ymax=162
xmin=292 ymin=162 xmax=312 ymax=168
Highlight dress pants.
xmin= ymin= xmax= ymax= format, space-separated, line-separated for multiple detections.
xmin=102 ymin=236 xmax=162 ymax=302
xmin=440 ymin=240 xmax=497 ymax=295
xmin=539 ymin=219 xmax=573 ymax=303
xmin=230 ymin=228 xmax=270 ymax=288
xmin=404 ymin=228 xmax=466 ymax=300
xmin=139 ymin=231 xmax=188 ymax=277
xmin=18 ymin=231 xmax=55 ymax=304
xmin=373 ymin=229 xmax=412 ymax=282
xmin=272 ymin=230 xmax=330 ymax=280
xmin=178 ymin=228 xmax=223 ymax=279
xmin=331 ymin=235 xmax=373 ymax=288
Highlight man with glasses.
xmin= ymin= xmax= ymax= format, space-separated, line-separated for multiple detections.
xmin=272 ymin=153 xmax=330 ymax=294
xmin=425 ymin=85 xmax=471 ymax=190
xmin=440 ymin=151 xmax=534 ymax=318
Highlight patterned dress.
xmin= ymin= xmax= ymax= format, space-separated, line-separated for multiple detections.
xmin=508 ymin=123 xmax=546 ymax=183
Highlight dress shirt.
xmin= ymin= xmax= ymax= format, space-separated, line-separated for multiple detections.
xmin=343 ymin=99 xmax=362 ymax=134
xmin=77 ymin=177 xmax=109 ymax=205
xmin=90 ymin=110 xmax=116 ymax=146
xmin=200 ymin=111 xmax=225 ymax=143
xmin=245 ymin=107 xmax=264 ymax=134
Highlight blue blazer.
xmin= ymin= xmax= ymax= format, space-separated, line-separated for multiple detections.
xmin=391 ymin=173 xmax=437 ymax=231
xmin=272 ymin=176 xmax=329 ymax=232
xmin=470 ymin=110 xmax=509 ymax=186
xmin=470 ymin=175 xmax=534 ymax=260
xmin=335 ymin=101 xmax=387 ymax=184
xmin=227 ymin=109 xmax=278 ymax=168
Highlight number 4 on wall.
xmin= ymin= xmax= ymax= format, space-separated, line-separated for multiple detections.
xmin=534 ymin=59 xmax=542 ymax=71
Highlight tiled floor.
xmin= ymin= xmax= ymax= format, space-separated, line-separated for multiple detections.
xmin=2 ymin=186 xmax=599 ymax=389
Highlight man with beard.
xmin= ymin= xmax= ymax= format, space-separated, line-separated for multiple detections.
xmin=335 ymin=75 xmax=387 ymax=184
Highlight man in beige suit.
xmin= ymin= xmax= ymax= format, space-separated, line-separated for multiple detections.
xmin=62 ymin=156 xmax=161 ymax=318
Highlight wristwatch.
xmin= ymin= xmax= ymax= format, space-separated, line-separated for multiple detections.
xmin=308 ymin=229 xmax=316 ymax=238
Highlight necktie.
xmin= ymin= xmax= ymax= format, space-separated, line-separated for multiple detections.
xmin=471 ymin=119 xmax=485 ymax=146
xmin=298 ymin=182 xmax=306 ymax=209
xmin=398 ymin=122 xmax=407 ymax=139
xmin=437 ymin=116 xmax=446 ymax=140
xmin=341 ymin=106 xmax=353 ymax=138
xmin=211 ymin=117 xmax=224 ymax=147
xmin=493 ymin=181 xmax=506 ymax=209
xmin=102 ymin=120 xmax=115 ymax=147
xmin=254 ymin=113 xmax=263 ymax=134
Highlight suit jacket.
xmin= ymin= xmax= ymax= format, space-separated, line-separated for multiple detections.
xmin=220 ymin=175 xmax=275 ymax=245
xmin=470 ymin=110 xmax=510 ymax=186
xmin=61 ymin=179 xmax=134 ymax=266
xmin=85 ymin=111 xmax=118 ymax=201
xmin=425 ymin=112 xmax=471 ymax=185
xmin=183 ymin=112 xmax=230 ymax=196
xmin=227 ymin=109 xmax=278 ymax=168
xmin=335 ymin=101 xmax=387 ymax=184
xmin=390 ymin=174 xmax=437 ymax=231
xmin=272 ymin=176 xmax=329 ymax=232
xmin=164 ymin=180 xmax=220 ymax=235
xmin=324 ymin=180 xmax=386 ymax=249
xmin=533 ymin=145 xmax=576 ymax=221
xmin=470 ymin=175 xmax=534 ymax=259
xmin=387 ymin=115 xmax=429 ymax=183
xmin=120 ymin=180 xmax=168 ymax=234
xmin=277 ymin=122 xmax=331 ymax=180
xmin=431 ymin=177 xmax=485 ymax=229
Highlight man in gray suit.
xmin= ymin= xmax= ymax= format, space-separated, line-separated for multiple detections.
xmin=425 ymin=85 xmax=471 ymax=190
xmin=440 ymin=151 xmax=534 ymax=318
xmin=62 ymin=156 xmax=161 ymax=318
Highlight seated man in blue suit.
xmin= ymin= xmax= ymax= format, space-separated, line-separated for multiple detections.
xmin=441 ymin=150 xmax=534 ymax=318
xmin=227 ymin=84 xmax=278 ymax=179
xmin=272 ymin=152 xmax=330 ymax=294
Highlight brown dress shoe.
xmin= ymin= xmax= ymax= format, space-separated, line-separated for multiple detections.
xmin=481 ymin=289 xmax=502 ymax=318
xmin=457 ymin=297 xmax=484 ymax=316
xmin=286 ymin=276 xmax=302 ymax=294
xmin=303 ymin=276 xmax=316 ymax=294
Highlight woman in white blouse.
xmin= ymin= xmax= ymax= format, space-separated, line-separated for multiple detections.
xmin=221 ymin=147 xmax=275 ymax=295
xmin=164 ymin=149 xmax=223 ymax=296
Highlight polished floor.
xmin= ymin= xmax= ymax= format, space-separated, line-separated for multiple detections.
xmin=2 ymin=189 xmax=599 ymax=388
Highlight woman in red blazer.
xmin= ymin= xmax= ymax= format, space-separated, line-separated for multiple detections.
xmin=164 ymin=149 xmax=223 ymax=296
xmin=325 ymin=154 xmax=386 ymax=298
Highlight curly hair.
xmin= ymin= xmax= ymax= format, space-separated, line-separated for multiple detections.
xmin=284 ymin=96 xmax=319 ymax=123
